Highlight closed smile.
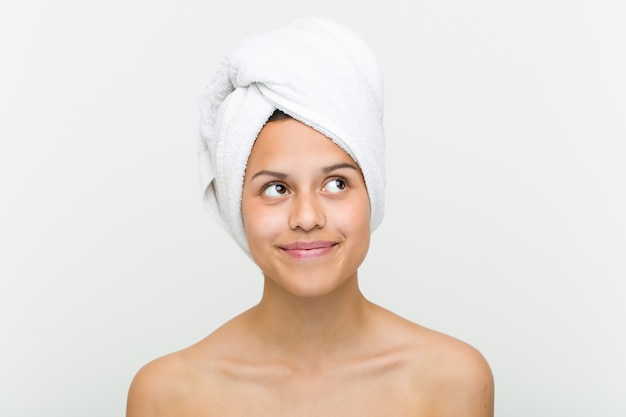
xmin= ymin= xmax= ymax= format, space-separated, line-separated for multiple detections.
xmin=278 ymin=241 xmax=338 ymax=259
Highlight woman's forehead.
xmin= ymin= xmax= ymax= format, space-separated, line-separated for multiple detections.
xmin=249 ymin=118 xmax=357 ymax=166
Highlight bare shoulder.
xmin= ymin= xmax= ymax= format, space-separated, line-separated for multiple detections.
xmin=125 ymin=315 xmax=251 ymax=417
xmin=406 ymin=321 xmax=494 ymax=417
xmin=371 ymin=306 xmax=493 ymax=416
xmin=126 ymin=350 xmax=192 ymax=417
xmin=125 ymin=334 xmax=226 ymax=417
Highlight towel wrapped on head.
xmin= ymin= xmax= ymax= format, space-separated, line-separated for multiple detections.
xmin=198 ymin=17 xmax=385 ymax=254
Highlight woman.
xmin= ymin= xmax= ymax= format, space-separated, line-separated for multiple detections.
xmin=127 ymin=17 xmax=494 ymax=416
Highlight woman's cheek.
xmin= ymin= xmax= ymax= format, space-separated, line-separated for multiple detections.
xmin=336 ymin=199 xmax=370 ymax=231
xmin=246 ymin=204 xmax=284 ymax=238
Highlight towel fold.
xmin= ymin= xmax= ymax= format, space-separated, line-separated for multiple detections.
xmin=198 ymin=17 xmax=385 ymax=254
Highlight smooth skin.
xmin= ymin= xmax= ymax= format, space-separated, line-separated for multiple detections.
xmin=127 ymin=118 xmax=494 ymax=417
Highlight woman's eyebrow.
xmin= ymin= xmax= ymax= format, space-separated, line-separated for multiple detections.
xmin=322 ymin=162 xmax=358 ymax=173
xmin=250 ymin=163 xmax=357 ymax=180
xmin=250 ymin=170 xmax=288 ymax=180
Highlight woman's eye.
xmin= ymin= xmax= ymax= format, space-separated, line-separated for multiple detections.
xmin=324 ymin=178 xmax=347 ymax=193
xmin=262 ymin=183 xmax=289 ymax=197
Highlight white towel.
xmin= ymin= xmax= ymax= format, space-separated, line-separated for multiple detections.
xmin=198 ymin=17 xmax=385 ymax=254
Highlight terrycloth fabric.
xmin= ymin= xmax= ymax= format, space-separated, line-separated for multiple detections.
xmin=198 ymin=17 xmax=385 ymax=254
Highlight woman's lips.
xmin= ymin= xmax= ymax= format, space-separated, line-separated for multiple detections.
xmin=279 ymin=241 xmax=337 ymax=259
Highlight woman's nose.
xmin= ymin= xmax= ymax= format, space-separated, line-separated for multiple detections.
xmin=288 ymin=192 xmax=326 ymax=231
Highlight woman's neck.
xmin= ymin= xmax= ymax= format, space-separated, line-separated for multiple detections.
xmin=247 ymin=274 xmax=372 ymax=370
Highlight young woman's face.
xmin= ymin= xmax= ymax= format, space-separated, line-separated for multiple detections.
xmin=242 ymin=118 xmax=371 ymax=298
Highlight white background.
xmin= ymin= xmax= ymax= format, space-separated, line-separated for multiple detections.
xmin=1 ymin=0 xmax=625 ymax=415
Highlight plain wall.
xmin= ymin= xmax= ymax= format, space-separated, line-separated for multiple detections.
xmin=1 ymin=0 xmax=625 ymax=415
